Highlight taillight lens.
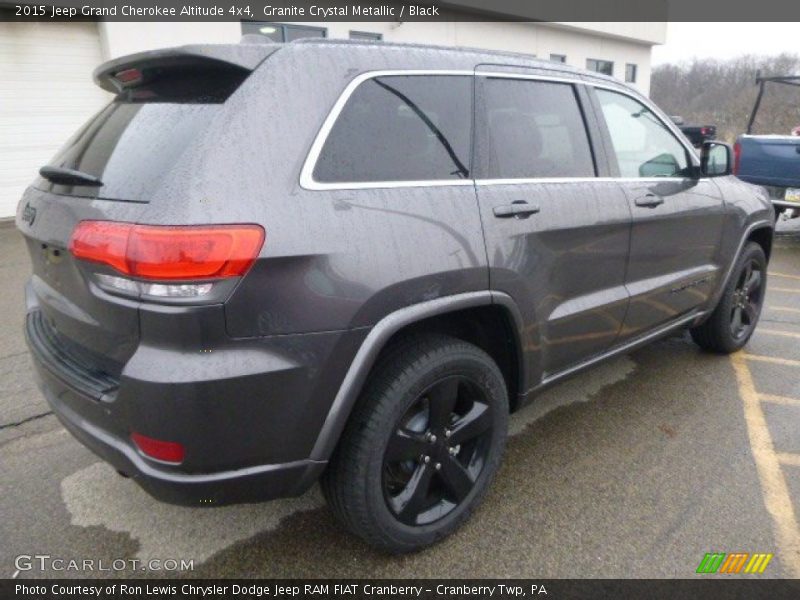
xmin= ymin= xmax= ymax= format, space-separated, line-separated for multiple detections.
xmin=70 ymin=222 xmax=265 ymax=281
xmin=131 ymin=432 xmax=185 ymax=464
xmin=733 ymin=142 xmax=741 ymax=175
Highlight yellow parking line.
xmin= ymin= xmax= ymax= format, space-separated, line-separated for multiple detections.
xmin=777 ymin=453 xmax=800 ymax=468
xmin=760 ymin=394 xmax=800 ymax=407
xmin=770 ymin=272 xmax=800 ymax=281
xmin=744 ymin=354 xmax=800 ymax=367
xmin=730 ymin=352 xmax=800 ymax=577
xmin=770 ymin=306 xmax=800 ymax=314
xmin=772 ymin=287 xmax=800 ymax=294
xmin=759 ymin=329 xmax=800 ymax=339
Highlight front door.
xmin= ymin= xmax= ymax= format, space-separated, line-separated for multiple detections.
xmin=473 ymin=71 xmax=632 ymax=387
xmin=590 ymin=87 xmax=726 ymax=340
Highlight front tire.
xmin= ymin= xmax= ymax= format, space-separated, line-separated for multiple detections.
xmin=690 ymin=242 xmax=767 ymax=353
xmin=321 ymin=334 xmax=508 ymax=553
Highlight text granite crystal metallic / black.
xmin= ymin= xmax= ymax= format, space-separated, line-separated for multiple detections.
xmin=15 ymin=37 xmax=774 ymax=553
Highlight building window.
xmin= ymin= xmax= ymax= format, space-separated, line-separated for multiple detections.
xmin=242 ymin=22 xmax=326 ymax=42
xmin=350 ymin=30 xmax=382 ymax=41
xmin=549 ymin=54 xmax=567 ymax=63
xmin=625 ymin=63 xmax=638 ymax=83
xmin=586 ymin=59 xmax=614 ymax=77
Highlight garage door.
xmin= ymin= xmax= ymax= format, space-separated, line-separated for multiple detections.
xmin=0 ymin=22 xmax=110 ymax=218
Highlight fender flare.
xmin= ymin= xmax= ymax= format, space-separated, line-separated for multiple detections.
xmin=309 ymin=290 xmax=526 ymax=462
xmin=704 ymin=219 xmax=773 ymax=315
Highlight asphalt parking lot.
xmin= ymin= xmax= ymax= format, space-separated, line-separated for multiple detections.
xmin=2 ymin=219 xmax=800 ymax=579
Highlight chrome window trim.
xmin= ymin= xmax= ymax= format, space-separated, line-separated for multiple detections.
xmin=299 ymin=68 xmax=700 ymax=192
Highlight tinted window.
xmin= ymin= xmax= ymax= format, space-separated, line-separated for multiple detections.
xmin=475 ymin=78 xmax=595 ymax=179
xmin=596 ymin=89 xmax=690 ymax=178
xmin=313 ymin=76 xmax=472 ymax=183
xmin=38 ymin=102 xmax=220 ymax=201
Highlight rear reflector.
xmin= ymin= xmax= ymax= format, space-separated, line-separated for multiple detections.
xmin=70 ymin=222 xmax=264 ymax=281
xmin=131 ymin=432 xmax=185 ymax=464
xmin=733 ymin=142 xmax=742 ymax=175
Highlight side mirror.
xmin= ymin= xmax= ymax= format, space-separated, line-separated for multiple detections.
xmin=701 ymin=141 xmax=733 ymax=177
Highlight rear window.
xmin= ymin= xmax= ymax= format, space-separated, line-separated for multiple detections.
xmin=312 ymin=75 xmax=473 ymax=184
xmin=36 ymin=65 xmax=248 ymax=201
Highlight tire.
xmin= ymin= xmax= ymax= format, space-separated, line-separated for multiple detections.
xmin=690 ymin=242 xmax=767 ymax=353
xmin=321 ymin=334 xmax=509 ymax=553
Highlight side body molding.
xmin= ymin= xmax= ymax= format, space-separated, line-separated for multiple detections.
xmin=309 ymin=290 xmax=526 ymax=462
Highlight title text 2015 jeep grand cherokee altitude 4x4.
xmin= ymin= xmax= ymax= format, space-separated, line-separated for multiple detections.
xmin=17 ymin=39 xmax=773 ymax=553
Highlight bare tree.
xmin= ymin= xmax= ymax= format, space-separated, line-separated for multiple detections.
xmin=651 ymin=54 xmax=800 ymax=142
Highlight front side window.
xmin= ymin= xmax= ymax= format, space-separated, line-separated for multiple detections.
xmin=596 ymin=88 xmax=690 ymax=178
xmin=587 ymin=59 xmax=614 ymax=76
xmin=475 ymin=78 xmax=595 ymax=179
xmin=313 ymin=76 xmax=472 ymax=183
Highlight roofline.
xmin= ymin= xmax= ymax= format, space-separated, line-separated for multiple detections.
xmin=288 ymin=38 xmax=635 ymax=93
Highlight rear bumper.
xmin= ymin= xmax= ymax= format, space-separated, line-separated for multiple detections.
xmin=25 ymin=306 xmax=365 ymax=506
xmin=29 ymin=343 xmax=325 ymax=506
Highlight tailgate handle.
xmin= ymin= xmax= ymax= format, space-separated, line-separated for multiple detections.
xmin=493 ymin=201 xmax=540 ymax=218
xmin=634 ymin=193 xmax=665 ymax=208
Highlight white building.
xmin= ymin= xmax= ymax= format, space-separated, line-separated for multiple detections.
xmin=0 ymin=19 xmax=665 ymax=219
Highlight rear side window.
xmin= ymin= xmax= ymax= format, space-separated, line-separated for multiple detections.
xmin=312 ymin=75 xmax=472 ymax=184
xmin=475 ymin=78 xmax=595 ymax=179
xmin=595 ymin=88 xmax=690 ymax=178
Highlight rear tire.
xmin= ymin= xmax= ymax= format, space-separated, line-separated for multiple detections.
xmin=690 ymin=242 xmax=767 ymax=353
xmin=321 ymin=334 xmax=508 ymax=553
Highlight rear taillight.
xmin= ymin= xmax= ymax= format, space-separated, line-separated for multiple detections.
xmin=131 ymin=432 xmax=185 ymax=464
xmin=69 ymin=222 xmax=265 ymax=281
xmin=733 ymin=142 xmax=742 ymax=175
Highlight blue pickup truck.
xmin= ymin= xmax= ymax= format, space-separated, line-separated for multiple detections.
xmin=734 ymin=74 xmax=800 ymax=220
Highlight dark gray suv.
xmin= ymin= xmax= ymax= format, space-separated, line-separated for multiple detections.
xmin=17 ymin=39 xmax=773 ymax=553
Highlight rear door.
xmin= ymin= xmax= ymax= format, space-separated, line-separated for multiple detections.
xmin=473 ymin=69 xmax=632 ymax=385
xmin=589 ymin=86 xmax=726 ymax=340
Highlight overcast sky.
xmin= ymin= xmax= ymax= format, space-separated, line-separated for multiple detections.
xmin=652 ymin=22 xmax=800 ymax=64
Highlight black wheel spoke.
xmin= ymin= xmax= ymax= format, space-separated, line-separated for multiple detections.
xmin=439 ymin=455 xmax=475 ymax=502
xmin=428 ymin=378 xmax=459 ymax=429
xmin=449 ymin=402 xmax=491 ymax=445
xmin=745 ymin=268 xmax=762 ymax=292
xmin=739 ymin=263 xmax=752 ymax=290
xmin=385 ymin=429 xmax=428 ymax=462
xmin=395 ymin=463 xmax=434 ymax=523
xmin=744 ymin=302 xmax=758 ymax=325
xmin=731 ymin=306 xmax=743 ymax=333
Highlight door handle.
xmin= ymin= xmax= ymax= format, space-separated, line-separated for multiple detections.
xmin=634 ymin=193 xmax=665 ymax=208
xmin=493 ymin=201 xmax=541 ymax=218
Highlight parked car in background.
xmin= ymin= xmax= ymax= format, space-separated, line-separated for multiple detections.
xmin=670 ymin=116 xmax=717 ymax=147
xmin=16 ymin=39 xmax=774 ymax=553
xmin=736 ymin=74 xmax=800 ymax=220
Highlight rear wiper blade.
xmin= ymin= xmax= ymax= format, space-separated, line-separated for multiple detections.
xmin=39 ymin=166 xmax=103 ymax=187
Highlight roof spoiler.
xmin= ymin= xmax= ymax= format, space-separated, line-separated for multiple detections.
xmin=93 ymin=44 xmax=278 ymax=93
